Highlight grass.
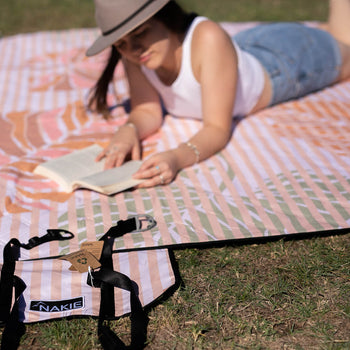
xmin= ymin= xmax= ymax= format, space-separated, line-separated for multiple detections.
xmin=1 ymin=0 xmax=349 ymax=349
xmin=180 ymin=0 xmax=328 ymax=22
xmin=0 ymin=0 xmax=329 ymax=36
xmin=17 ymin=236 xmax=350 ymax=349
xmin=0 ymin=0 xmax=95 ymax=36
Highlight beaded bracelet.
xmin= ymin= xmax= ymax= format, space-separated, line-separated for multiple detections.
xmin=123 ymin=122 xmax=138 ymax=136
xmin=124 ymin=122 xmax=137 ymax=130
xmin=183 ymin=141 xmax=200 ymax=164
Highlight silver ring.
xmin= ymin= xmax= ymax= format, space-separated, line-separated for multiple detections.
xmin=159 ymin=174 xmax=165 ymax=185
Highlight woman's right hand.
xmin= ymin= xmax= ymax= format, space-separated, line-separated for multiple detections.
xmin=96 ymin=123 xmax=141 ymax=169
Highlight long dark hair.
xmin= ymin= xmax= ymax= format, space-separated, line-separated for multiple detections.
xmin=88 ymin=1 xmax=196 ymax=118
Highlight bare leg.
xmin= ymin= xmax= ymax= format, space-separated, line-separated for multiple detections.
xmin=323 ymin=0 xmax=350 ymax=82
xmin=327 ymin=0 xmax=350 ymax=46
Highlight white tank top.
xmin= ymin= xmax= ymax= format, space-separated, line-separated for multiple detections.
xmin=141 ymin=16 xmax=265 ymax=119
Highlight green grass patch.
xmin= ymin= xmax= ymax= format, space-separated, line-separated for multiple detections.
xmin=0 ymin=0 xmax=328 ymax=36
xmin=0 ymin=0 xmax=95 ymax=36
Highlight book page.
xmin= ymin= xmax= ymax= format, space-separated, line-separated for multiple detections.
xmin=72 ymin=160 xmax=144 ymax=195
xmin=34 ymin=144 xmax=105 ymax=191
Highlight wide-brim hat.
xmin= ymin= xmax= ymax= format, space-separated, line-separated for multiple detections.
xmin=86 ymin=0 xmax=170 ymax=56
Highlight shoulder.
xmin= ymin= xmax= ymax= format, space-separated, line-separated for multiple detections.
xmin=192 ymin=19 xmax=233 ymax=48
xmin=190 ymin=19 xmax=238 ymax=80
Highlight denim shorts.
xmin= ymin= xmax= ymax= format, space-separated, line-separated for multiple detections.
xmin=233 ymin=23 xmax=342 ymax=106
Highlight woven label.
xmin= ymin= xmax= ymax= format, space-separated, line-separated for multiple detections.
xmin=30 ymin=297 xmax=85 ymax=313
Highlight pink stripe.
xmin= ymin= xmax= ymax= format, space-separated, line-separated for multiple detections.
xmin=113 ymin=252 xmax=130 ymax=315
xmin=244 ymin=117 xmax=326 ymax=230
xmin=223 ymin=144 xmax=284 ymax=235
xmin=233 ymin=136 xmax=297 ymax=234
xmin=0 ymin=38 xmax=14 ymax=109
xmin=209 ymin=156 xmax=263 ymax=238
xmin=39 ymin=109 xmax=64 ymax=141
xmin=145 ymin=250 xmax=162 ymax=301
xmin=131 ymin=190 xmax=158 ymax=247
xmin=82 ymin=191 xmax=98 ymax=242
xmin=144 ymin=187 xmax=180 ymax=246
xmin=29 ymin=259 xmax=43 ymax=322
xmin=99 ymin=194 xmax=113 ymax=236
xmin=67 ymin=195 xmax=79 ymax=250
xmin=304 ymin=99 xmax=350 ymax=175
xmin=275 ymin=107 xmax=349 ymax=226
xmin=28 ymin=208 xmax=40 ymax=260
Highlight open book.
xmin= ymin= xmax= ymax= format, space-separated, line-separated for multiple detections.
xmin=34 ymin=144 xmax=145 ymax=195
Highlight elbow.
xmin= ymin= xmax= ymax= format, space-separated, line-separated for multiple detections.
xmin=220 ymin=132 xmax=232 ymax=150
xmin=210 ymin=124 xmax=233 ymax=152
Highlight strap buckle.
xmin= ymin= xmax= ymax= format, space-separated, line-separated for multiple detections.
xmin=129 ymin=214 xmax=157 ymax=233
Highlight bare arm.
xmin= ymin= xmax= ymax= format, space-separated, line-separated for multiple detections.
xmin=135 ymin=21 xmax=238 ymax=186
xmin=123 ymin=59 xmax=163 ymax=139
xmin=174 ymin=20 xmax=237 ymax=167
xmin=97 ymin=59 xmax=163 ymax=168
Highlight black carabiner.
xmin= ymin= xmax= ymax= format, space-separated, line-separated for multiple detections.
xmin=22 ymin=229 xmax=74 ymax=249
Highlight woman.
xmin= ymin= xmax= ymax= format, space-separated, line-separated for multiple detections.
xmin=87 ymin=0 xmax=350 ymax=187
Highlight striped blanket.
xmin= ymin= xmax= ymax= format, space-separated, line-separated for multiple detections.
xmin=0 ymin=24 xmax=349 ymax=313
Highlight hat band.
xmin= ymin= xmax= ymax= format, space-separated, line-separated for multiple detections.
xmin=103 ymin=0 xmax=155 ymax=36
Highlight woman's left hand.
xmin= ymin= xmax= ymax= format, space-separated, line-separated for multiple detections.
xmin=132 ymin=150 xmax=180 ymax=188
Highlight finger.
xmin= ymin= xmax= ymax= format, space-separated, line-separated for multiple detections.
xmin=137 ymin=174 xmax=166 ymax=188
xmin=95 ymin=150 xmax=108 ymax=162
xmin=96 ymin=144 xmax=118 ymax=163
xmin=104 ymin=152 xmax=126 ymax=169
xmin=133 ymin=164 xmax=161 ymax=179
xmin=135 ymin=157 xmax=161 ymax=175
xmin=131 ymin=143 xmax=141 ymax=161
xmin=104 ymin=156 xmax=116 ymax=169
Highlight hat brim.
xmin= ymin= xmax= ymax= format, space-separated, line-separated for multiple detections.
xmin=86 ymin=0 xmax=170 ymax=56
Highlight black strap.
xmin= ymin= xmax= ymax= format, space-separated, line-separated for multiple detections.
xmin=20 ymin=229 xmax=74 ymax=249
xmin=0 ymin=239 xmax=18 ymax=325
xmin=91 ymin=216 xmax=155 ymax=349
xmin=97 ymin=215 xmax=156 ymax=321
xmin=98 ymin=217 xmax=139 ymax=321
xmin=0 ymin=276 xmax=26 ymax=350
xmin=0 ymin=230 xmax=74 ymax=350
xmin=90 ymin=268 xmax=149 ymax=350
xmin=99 ymin=215 xmax=156 ymax=242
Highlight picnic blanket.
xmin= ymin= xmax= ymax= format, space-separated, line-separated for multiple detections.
xmin=11 ymin=246 xmax=176 ymax=322
xmin=0 ymin=22 xmax=349 ymax=258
